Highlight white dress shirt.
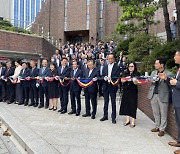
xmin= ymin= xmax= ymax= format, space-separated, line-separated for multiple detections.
xmin=108 ymin=63 xmax=114 ymax=78
xmin=0 ymin=67 xmax=2 ymax=76
xmin=88 ymin=69 xmax=93 ymax=77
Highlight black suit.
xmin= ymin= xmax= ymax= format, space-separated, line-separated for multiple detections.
xmin=83 ymin=67 xmax=100 ymax=116
xmin=19 ymin=68 xmax=30 ymax=105
xmin=38 ymin=67 xmax=49 ymax=107
xmin=4 ymin=67 xmax=15 ymax=102
xmin=30 ymin=67 xmax=39 ymax=105
xmin=98 ymin=65 xmax=105 ymax=96
xmin=102 ymin=63 xmax=120 ymax=120
xmin=0 ymin=67 xmax=6 ymax=101
xmin=57 ymin=65 xmax=71 ymax=112
xmin=70 ymin=68 xmax=82 ymax=113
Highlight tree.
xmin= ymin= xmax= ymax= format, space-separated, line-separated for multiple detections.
xmin=161 ymin=0 xmax=172 ymax=42
xmin=175 ymin=0 xmax=180 ymax=40
xmin=111 ymin=0 xmax=161 ymax=36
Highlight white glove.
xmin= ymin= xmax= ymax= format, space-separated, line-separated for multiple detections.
xmin=36 ymin=83 xmax=39 ymax=88
xmin=104 ymin=76 xmax=108 ymax=81
xmin=93 ymin=77 xmax=98 ymax=81
xmin=132 ymin=77 xmax=137 ymax=82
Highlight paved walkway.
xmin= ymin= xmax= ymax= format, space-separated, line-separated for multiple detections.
xmin=0 ymin=97 xmax=178 ymax=154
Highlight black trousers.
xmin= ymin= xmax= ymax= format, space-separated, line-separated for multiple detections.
xmin=15 ymin=84 xmax=21 ymax=103
xmin=20 ymin=85 xmax=29 ymax=105
xmin=175 ymin=107 xmax=180 ymax=143
xmin=85 ymin=92 xmax=97 ymax=116
xmin=39 ymin=85 xmax=49 ymax=107
xmin=30 ymin=85 xmax=39 ymax=105
xmin=0 ymin=81 xmax=5 ymax=101
xmin=59 ymin=85 xmax=69 ymax=111
xmin=98 ymin=80 xmax=103 ymax=96
xmin=70 ymin=90 xmax=81 ymax=113
xmin=6 ymin=84 xmax=15 ymax=102
xmin=103 ymin=89 xmax=117 ymax=120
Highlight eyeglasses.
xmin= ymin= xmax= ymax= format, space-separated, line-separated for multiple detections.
xmin=129 ymin=66 xmax=134 ymax=68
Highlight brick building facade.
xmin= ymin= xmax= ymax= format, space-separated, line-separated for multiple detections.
xmin=31 ymin=0 xmax=120 ymax=46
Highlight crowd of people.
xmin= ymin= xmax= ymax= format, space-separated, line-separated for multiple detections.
xmin=0 ymin=41 xmax=180 ymax=153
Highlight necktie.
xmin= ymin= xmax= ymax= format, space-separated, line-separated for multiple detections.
xmin=177 ymin=68 xmax=180 ymax=79
xmin=73 ymin=70 xmax=76 ymax=77
xmin=61 ymin=67 xmax=64 ymax=73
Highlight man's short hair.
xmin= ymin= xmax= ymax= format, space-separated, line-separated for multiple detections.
xmin=156 ymin=58 xmax=166 ymax=66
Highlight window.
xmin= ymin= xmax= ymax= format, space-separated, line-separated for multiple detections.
xmin=14 ymin=0 xmax=19 ymax=26
xmin=20 ymin=0 xmax=24 ymax=28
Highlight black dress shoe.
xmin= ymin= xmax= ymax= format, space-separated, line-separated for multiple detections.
xmin=123 ymin=121 xmax=130 ymax=126
xmin=61 ymin=110 xmax=67 ymax=114
xmin=7 ymin=101 xmax=13 ymax=104
xmin=28 ymin=103 xmax=34 ymax=106
xmin=76 ymin=113 xmax=80 ymax=116
xmin=33 ymin=104 xmax=38 ymax=107
xmin=58 ymin=108 xmax=63 ymax=112
xmin=100 ymin=117 xmax=108 ymax=121
xmin=18 ymin=102 xmax=24 ymax=105
xmin=53 ymin=108 xmax=57 ymax=111
xmin=38 ymin=105 xmax=44 ymax=108
xmin=91 ymin=115 xmax=95 ymax=119
xmin=45 ymin=106 xmax=49 ymax=109
xmin=82 ymin=113 xmax=91 ymax=117
xmin=112 ymin=119 xmax=116 ymax=124
xmin=49 ymin=108 xmax=53 ymax=110
xmin=24 ymin=103 xmax=28 ymax=106
xmin=68 ymin=111 xmax=76 ymax=115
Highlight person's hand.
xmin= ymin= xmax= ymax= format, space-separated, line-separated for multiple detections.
xmin=121 ymin=78 xmax=126 ymax=83
xmin=170 ymin=78 xmax=177 ymax=86
xmin=104 ymin=76 xmax=108 ymax=81
xmin=36 ymin=83 xmax=39 ymax=87
xmin=93 ymin=77 xmax=98 ymax=81
xmin=71 ymin=77 xmax=75 ymax=80
xmin=158 ymin=73 xmax=167 ymax=80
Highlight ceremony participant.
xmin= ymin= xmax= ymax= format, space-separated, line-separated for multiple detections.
xmin=100 ymin=54 xmax=120 ymax=124
xmin=29 ymin=60 xmax=39 ymax=107
xmin=82 ymin=59 xmax=99 ymax=119
xmin=119 ymin=62 xmax=140 ymax=127
xmin=4 ymin=61 xmax=15 ymax=104
xmin=46 ymin=62 xmax=59 ymax=111
xmin=69 ymin=60 xmax=82 ymax=116
xmin=0 ymin=62 xmax=6 ymax=102
xmin=57 ymin=57 xmax=71 ymax=114
xmin=98 ymin=59 xmax=105 ymax=97
xmin=11 ymin=59 xmax=22 ymax=104
xmin=168 ymin=50 xmax=180 ymax=154
xmin=147 ymin=58 xmax=172 ymax=136
xmin=38 ymin=59 xmax=49 ymax=109
xmin=19 ymin=62 xmax=30 ymax=106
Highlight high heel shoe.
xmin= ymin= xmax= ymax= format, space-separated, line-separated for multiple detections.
xmin=49 ymin=107 xmax=53 ymax=110
xmin=123 ymin=121 xmax=130 ymax=126
xmin=130 ymin=124 xmax=136 ymax=128
xmin=53 ymin=108 xmax=57 ymax=111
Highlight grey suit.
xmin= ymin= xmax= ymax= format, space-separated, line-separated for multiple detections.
xmin=172 ymin=68 xmax=180 ymax=142
xmin=147 ymin=69 xmax=172 ymax=131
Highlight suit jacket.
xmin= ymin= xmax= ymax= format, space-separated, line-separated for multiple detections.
xmin=119 ymin=62 xmax=127 ymax=73
xmin=30 ymin=67 xmax=39 ymax=87
xmin=57 ymin=65 xmax=71 ymax=87
xmin=102 ymin=63 xmax=120 ymax=92
xmin=38 ymin=67 xmax=49 ymax=87
xmin=70 ymin=68 xmax=82 ymax=92
xmin=19 ymin=68 xmax=30 ymax=87
xmin=0 ymin=67 xmax=6 ymax=85
xmin=147 ymin=69 xmax=173 ymax=103
xmin=83 ymin=67 xmax=100 ymax=93
xmin=172 ymin=69 xmax=180 ymax=107
xmin=4 ymin=67 xmax=15 ymax=85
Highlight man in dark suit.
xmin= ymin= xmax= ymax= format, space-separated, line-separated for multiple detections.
xmin=4 ymin=61 xmax=15 ymax=104
xmin=168 ymin=50 xmax=180 ymax=154
xmin=0 ymin=62 xmax=6 ymax=102
xmin=29 ymin=60 xmax=39 ymax=107
xmin=38 ymin=59 xmax=49 ymax=109
xmin=57 ymin=57 xmax=71 ymax=114
xmin=82 ymin=59 xmax=100 ymax=119
xmin=69 ymin=60 xmax=82 ymax=116
xmin=100 ymin=54 xmax=121 ymax=124
xmin=19 ymin=62 xmax=30 ymax=106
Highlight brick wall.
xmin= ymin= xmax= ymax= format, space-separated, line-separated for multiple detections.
xmin=138 ymin=84 xmax=178 ymax=140
xmin=0 ymin=30 xmax=57 ymax=59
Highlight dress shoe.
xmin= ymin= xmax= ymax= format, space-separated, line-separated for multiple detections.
xmin=68 ymin=111 xmax=76 ymax=115
xmin=58 ymin=108 xmax=63 ymax=112
xmin=158 ymin=131 xmax=165 ymax=137
xmin=61 ymin=110 xmax=67 ymax=114
xmin=33 ymin=104 xmax=38 ymax=107
xmin=130 ymin=124 xmax=136 ymax=128
xmin=91 ymin=115 xmax=95 ymax=119
xmin=174 ymin=149 xmax=180 ymax=154
xmin=53 ymin=108 xmax=57 ymax=111
xmin=151 ymin=128 xmax=159 ymax=132
xmin=28 ymin=103 xmax=34 ymax=106
xmin=100 ymin=117 xmax=108 ymax=121
xmin=169 ymin=141 xmax=180 ymax=147
xmin=82 ymin=113 xmax=91 ymax=117
xmin=24 ymin=103 xmax=28 ymax=106
xmin=123 ymin=121 xmax=130 ymax=126
xmin=76 ymin=113 xmax=80 ymax=116
xmin=112 ymin=119 xmax=116 ymax=124
xmin=7 ymin=101 xmax=13 ymax=104
xmin=38 ymin=105 xmax=44 ymax=108
xmin=18 ymin=102 xmax=24 ymax=105
xmin=45 ymin=106 xmax=49 ymax=109
xmin=49 ymin=108 xmax=53 ymax=110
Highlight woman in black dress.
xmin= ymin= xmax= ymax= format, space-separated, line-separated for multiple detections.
xmin=119 ymin=62 xmax=140 ymax=128
xmin=46 ymin=62 xmax=59 ymax=111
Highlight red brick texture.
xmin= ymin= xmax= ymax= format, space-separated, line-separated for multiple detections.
xmin=138 ymin=84 xmax=178 ymax=140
